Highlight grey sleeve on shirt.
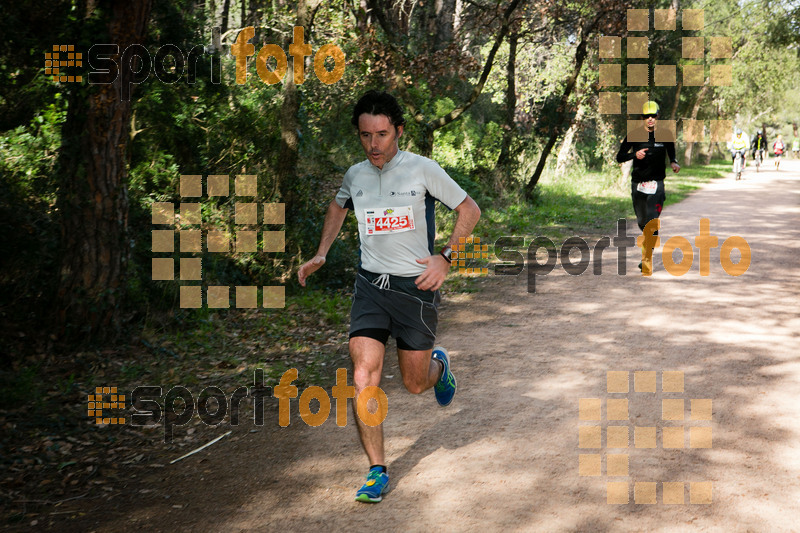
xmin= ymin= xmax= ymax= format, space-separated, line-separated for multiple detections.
xmin=424 ymin=161 xmax=468 ymax=209
xmin=334 ymin=168 xmax=353 ymax=208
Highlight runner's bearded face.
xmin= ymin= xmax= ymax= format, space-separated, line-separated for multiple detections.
xmin=643 ymin=114 xmax=657 ymax=132
xmin=358 ymin=113 xmax=403 ymax=170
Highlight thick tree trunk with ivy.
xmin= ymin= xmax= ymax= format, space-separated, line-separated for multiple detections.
xmin=276 ymin=0 xmax=322 ymax=209
xmin=427 ymin=0 xmax=457 ymax=51
xmin=55 ymin=0 xmax=152 ymax=343
xmin=554 ymin=100 xmax=587 ymax=178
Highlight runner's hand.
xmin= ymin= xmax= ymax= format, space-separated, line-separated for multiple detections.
xmin=414 ymin=255 xmax=450 ymax=291
xmin=636 ymin=148 xmax=648 ymax=160
xmin=671 ymin=162 xmax=680 ymax=173
xmin=298 ymin=255 xmax=326 ymax=287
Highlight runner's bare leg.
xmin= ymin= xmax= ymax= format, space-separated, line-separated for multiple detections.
xmin=350 ymin=336 xmax=387 ymax=465
xmin=397 ymin=348 xmax=442 ymax=394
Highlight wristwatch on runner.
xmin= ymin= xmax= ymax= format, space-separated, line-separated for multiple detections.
xmin=439 ymin=245 xmax=453 ymax=264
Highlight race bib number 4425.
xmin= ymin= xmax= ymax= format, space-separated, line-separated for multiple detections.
xmin=365 ymin=206 xmax=415 ymax=235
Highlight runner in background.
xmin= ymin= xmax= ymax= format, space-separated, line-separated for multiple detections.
xmin=792 ymin=136 xmax=799 ymax=159
xmin=615 ymin=101 xmax=680 ymax=276
xmin=773 ymin=134 xmax=786 ymax=170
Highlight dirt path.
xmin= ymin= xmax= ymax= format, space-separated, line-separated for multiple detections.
xmin=57 ymin=160 xmax=799 ymax=532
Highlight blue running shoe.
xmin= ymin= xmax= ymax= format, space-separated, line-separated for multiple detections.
xmin=432 ymin=346 xmax=456 ymax=406
xmin=355 ymin=467 xmax=389 ymax=503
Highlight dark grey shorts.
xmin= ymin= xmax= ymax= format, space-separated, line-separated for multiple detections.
xmin=350 ymin=268 xmax=440 ymax=351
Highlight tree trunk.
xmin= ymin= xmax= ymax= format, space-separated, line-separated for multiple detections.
xmin=275 ymin=0 xmax=322 ymax=208
xmin=669 ymin=0 xmax=681 ymax=122
xmin=554 ymin=101 xmax=587 ymax=178
xmin=684 ymin=84 xmax=709 ymax=165
xmin=431 ymin=0 xmax=456 ymax=51
xmin=417 ymin=124 xmax=435 ymax=159
xmin=55 ymin=0 xmax=152 ymax=343
xmin=221 ymin=0 xmax=230 ymax=35
xmin=247 ymin=0 xmax=260 ymax=27
xmin=495 ymin=31 xmax=518 ymax=185
xmin=355 ymin=0 xmax=370 ymax=32
xmin=524 ymin=16 xmax=597 ymax=199
xmin=670 ymin=77 xmax=682 ymax=121
xmin=621 ymin=159 xmax=633 ymax=182
xmin=454 ymin=0 xmax=464 ymax=34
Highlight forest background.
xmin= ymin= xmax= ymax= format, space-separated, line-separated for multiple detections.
xmin=0 ymin=0 xmax=798 ymax=518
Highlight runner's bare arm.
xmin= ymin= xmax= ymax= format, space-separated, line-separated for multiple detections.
xmin=415 ymin=195 xmax=481 ymax=291
xmin=447 ymin=195 xmax=482 ymax=247
xmin=298 ymin=200 xmax=349 ymax=287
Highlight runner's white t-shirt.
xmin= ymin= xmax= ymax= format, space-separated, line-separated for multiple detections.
xmin=335 ymin=150 xmax=467 ymax=276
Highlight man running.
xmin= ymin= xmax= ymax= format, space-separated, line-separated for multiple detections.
xmin=297 ymin=90 xmax=481 ymax=503
xmin=615 ymin=101 xmax=680 ymax=275
xmin=774 ymin=134 xmax=786 ymax=170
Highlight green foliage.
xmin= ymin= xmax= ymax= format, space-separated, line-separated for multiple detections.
xmin=0 ymin=94 xmax=64 ymax=315
xmin=2 ymin=0 xmax=799 ymax=350
xmin=432 ymin=98 xmax=504 ymax=173
xmin=667 ymin=159 xmax=730 ymax=202
xmin=709 ymin=0 xmax=799 ymax=128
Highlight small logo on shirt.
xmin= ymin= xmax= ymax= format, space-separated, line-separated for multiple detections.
xmin=389 ymin=190 xmax=418 ymax=197
xmin=356 ymin=190 xmax=364 ymax=197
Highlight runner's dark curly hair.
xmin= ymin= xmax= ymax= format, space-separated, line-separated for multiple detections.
xmin=351 ymin=90 xmax=406 ymax=130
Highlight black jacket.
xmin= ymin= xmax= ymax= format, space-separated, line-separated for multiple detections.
xmin=616 ymin=128 xmax=677 ymax=183
xmin=751 ymin=134 xmax=768 ymax=152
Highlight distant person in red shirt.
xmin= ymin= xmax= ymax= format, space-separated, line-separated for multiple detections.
xmin=773 ymin=134 xmax=786 ymax=170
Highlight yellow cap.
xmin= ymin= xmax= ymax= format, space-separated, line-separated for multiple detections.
xmin=642 ymin=101 xmax=660 ymax=115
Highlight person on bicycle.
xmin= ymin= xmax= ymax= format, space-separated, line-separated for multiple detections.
xmin=773 ymin=134 xmax=786 ymax=170
xmin=751 ymin=131 xmax=767 ymax=165
xmin=729 ymin=129 xmax=749 ymax=178
xmin=730 ymin=128 xmax=749 ymax=162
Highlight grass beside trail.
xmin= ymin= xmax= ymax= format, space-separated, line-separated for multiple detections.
xmin=667 ymin=158 xmax=730 ymax=204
